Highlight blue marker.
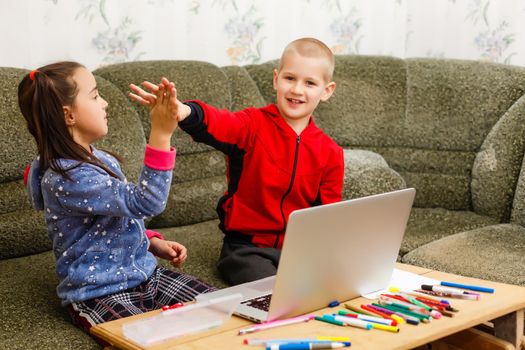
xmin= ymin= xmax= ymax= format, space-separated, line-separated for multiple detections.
xmin=245 ymin=339 xmax=342 ymax=346
xmin=440 ymin=281 xmax=495 ymax=293
xmin=328 ymin=300 xmax=340 ymax=307
xmin=266 ymin=341 xmax=351 ymax=350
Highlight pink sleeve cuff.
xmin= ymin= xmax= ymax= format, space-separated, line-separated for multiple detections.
xmin=23 ymin=164 xmax=31 ymax=186
xmin=144 ymin=145 xmax=176 ymax=171
xmin=145 ymin=229 xmax=165 ymax=240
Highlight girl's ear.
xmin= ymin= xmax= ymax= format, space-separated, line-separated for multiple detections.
xmin=273 ymin=69 xmax=279 ymax=90
xmin=63 ymin=106 xmax=75 ymax=126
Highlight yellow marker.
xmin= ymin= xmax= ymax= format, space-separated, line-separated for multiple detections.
xmin=390 ymin=314 xmax=406 ymax=324
xmin=370 ymin=323 xmax=400 ymax=333
xmin=389 ymin=286 xmax=400 ymax=293
xmin=317 ymin=336 xmax=351 ymax=341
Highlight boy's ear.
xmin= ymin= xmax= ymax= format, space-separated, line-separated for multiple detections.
xmin=273 ymin=69 xmax=279 ymax=90
xmin=320 ymin=81 xmax=336 ymax=102
xmin=63 ymin=106 xmax=75 ymax=126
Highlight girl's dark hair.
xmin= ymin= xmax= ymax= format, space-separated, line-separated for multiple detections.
xmin=18 ymin=61 xmax=121 ymax=179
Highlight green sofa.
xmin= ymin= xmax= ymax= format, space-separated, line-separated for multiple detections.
xmin=1 ymin=56 xmax=524 ymax=349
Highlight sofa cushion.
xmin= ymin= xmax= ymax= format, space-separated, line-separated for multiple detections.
xmin=511 ymin=154 xmax=525 ymax=227
xmin=317 ymin=56 xmax=408 ymax=148
xmin=171 ymin=150 xmax=226 ymax=184
xmin=370 ymin=147 xmax=475 ymax=210
xmin=0 ymin=251 xmax=97 ymax=349
xmin=148 ymin=176 xmax=226 ymax=229
xmin=401 ymin=208 xmax=498 ymax=255
xmin=221 ymin=65 xmax=267 ymax=111
xmin=0 ymin=209 xmax=49 ymax=259
xmin=0 ymin=68 xmax=34 ymax=183
xmin=244 ymin=60 xmax=278 ymax=105
xmin=0 ymin=68 xmax=49 ymax=259
xmin=155 ymin=220 xmax=227 ymax=288
xmin=343 ymin=149 xmax=406 ymax=199
xmin=471 ymin=93 xmax=525 ymax=222
xmin=399 ymin=59 xmax=525 ymax=210
xmin=402 ymin=224 xmax=525 ymax=286
xmin=404 ymin=59 xmax=525 ymax=151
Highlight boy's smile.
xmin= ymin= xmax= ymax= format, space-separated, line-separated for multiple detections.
xmin=273 ymin=51 xmax=336 ymax=134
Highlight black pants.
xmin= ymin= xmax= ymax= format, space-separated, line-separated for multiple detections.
xmin=217 ymin=238 xmax=281 ymax=285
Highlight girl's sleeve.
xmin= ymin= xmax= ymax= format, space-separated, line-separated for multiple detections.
xmin=145 ymin=229 xmax=165 ymax=240
xmin=49 ymin=145 xmax=176 ymax=219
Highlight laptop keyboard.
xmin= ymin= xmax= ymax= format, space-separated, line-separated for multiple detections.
xmin=241 ymin=294 xmax=273 ymax=311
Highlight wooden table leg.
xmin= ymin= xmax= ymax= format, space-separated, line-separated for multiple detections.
xmin=493 ymin=309 xmax=524 ymax=350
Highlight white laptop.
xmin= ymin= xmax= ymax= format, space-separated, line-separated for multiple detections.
xmin=195 ymin=188 xmax=416 ymax=323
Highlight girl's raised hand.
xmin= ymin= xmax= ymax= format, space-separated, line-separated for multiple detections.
xmin=129 ymin=78 xmax=190 ymax=121
xmin=129 ymin=78 xmax=182 ymax=150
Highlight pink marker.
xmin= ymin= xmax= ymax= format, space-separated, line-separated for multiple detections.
xmin=238 ymin=314 xmax=315 ymax=335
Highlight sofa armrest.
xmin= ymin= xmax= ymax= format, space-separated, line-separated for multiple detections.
xmin=343 ymin=149 xmax=406 ymax=200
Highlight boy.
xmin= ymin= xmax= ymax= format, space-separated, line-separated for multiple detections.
xmin=130 ymin=38 xmax=344 ymax=285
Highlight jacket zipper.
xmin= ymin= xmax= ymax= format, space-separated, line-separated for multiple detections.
xmin=275 ymin=135 xmax=301 ymax=248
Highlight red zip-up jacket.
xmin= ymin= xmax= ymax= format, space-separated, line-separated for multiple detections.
xmin=180 ymin=101 xmax=344 ymax=249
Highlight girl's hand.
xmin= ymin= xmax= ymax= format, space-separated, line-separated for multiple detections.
xmin=129 ymin=78 xmax=191 ymax=123
xmin=149 ymin=237 xmax=188 ymax=268
xmin=128 ymin=78 xmax=190 ymax=150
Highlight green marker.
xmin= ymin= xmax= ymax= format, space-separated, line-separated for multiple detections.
xmin=314 ymin=315 xmax=346 ymax=326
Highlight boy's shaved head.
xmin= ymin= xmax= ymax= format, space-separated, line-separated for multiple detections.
xmin=279 ymin=37 xmax=335 ymax=81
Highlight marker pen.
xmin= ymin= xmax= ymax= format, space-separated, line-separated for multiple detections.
xmin=367 ymin=304 xmax=420 ymax=325
xmin=332 ymin=315 xmax=373 ymax=330
xmin=440 ymin=281 xmax=494 ymax=293
xmin=422 ymin=284 xmax=480 ymax=298
xmin=266 ymin=342 xmax=351 ymax=350
xmin=337 ymin=310 xmax=396 ymax=326
xmin=244 ymin=337 xmax=351 ymax=346
xmin=239 ymin=314 xmax=315 ymax=335
xmin=417 ymin=288 xmax=479 ymax=301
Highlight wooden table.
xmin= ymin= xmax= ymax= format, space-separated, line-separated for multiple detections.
xmin=91 ymin=264 xmax=525 ymax=349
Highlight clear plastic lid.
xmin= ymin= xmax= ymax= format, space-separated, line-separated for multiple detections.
xmin=122 ymin=293 xmax=242 ymax=346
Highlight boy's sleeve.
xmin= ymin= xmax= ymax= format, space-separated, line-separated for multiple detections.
xmin=179 ymin=100 xmax=256 ymax=151
xmin=319 ymin=146 xmax=344 ymax=204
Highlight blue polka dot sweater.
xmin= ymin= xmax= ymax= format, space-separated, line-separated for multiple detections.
xmin=26 ymin=145 xmax=176 ymax=305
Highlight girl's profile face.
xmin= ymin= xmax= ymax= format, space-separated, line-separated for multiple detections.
xmin=67 ymin=67 xmax=109 ymax=151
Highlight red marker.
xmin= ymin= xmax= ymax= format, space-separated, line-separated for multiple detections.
xmin=161 ymin=302 xmax=184 ymax=311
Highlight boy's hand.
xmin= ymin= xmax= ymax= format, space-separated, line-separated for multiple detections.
xmin=149 ymin=237 xmax=188 ymax=268
xmin=129 ymin=77 xmax=191 ymax=122
xmin=129 ymin=78 xmax=182 ymax=150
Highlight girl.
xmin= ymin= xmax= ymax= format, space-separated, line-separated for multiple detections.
xmin=18 ymin=61 xmax=215 ymax=338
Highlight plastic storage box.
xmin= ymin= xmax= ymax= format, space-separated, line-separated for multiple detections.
xmin=122 ymin=293 xmax=242 ymax=346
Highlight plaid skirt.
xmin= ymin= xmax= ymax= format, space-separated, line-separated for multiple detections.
xmin=67 ymin=266 xmax=216 ymax=335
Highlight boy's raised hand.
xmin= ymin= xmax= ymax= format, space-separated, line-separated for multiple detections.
xmin=129 ymin=77 xmax=190 ymax=121
xmin=129 ymin=78 xmax=190 ymax=150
